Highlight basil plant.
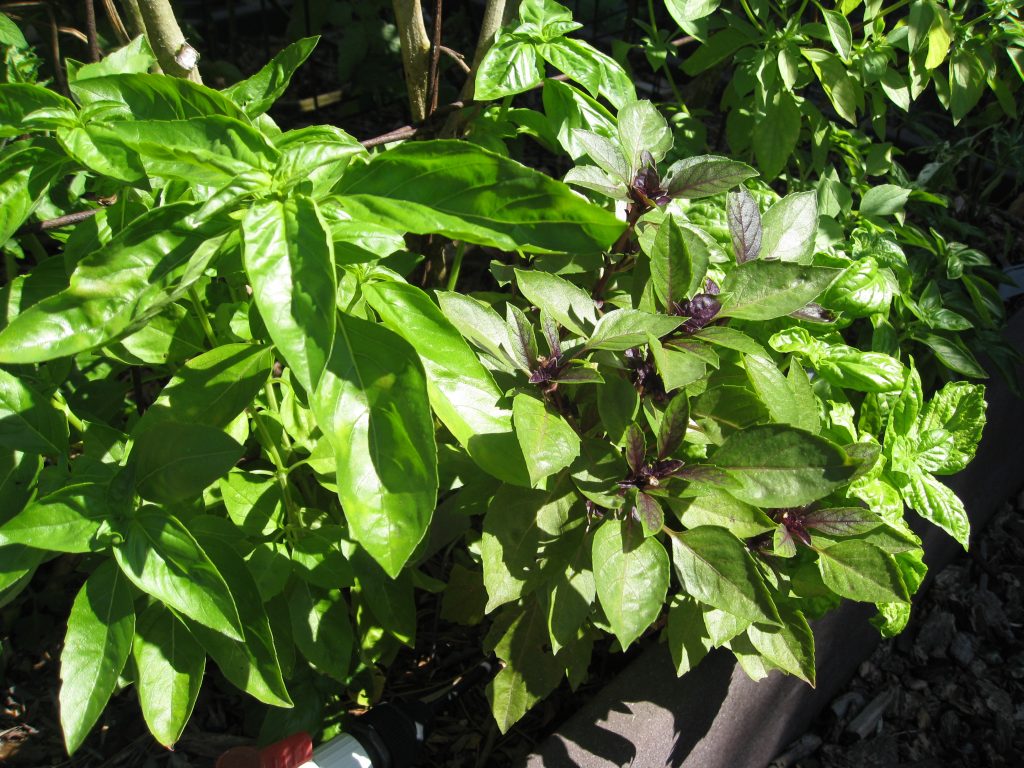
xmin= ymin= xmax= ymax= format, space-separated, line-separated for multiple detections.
xmin=0 ymin=27 xmax=986 ymax=752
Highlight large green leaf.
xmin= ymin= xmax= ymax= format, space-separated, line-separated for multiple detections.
xmin=0 ymin=143 xmax=71 ymax=243
xmin=901 ymin=470 xmax=970 ymax=548
xmin=288 ymin=580 xmax=353 ymax=682
xmin=334 ymin=140 xmax=624 ymax=254
xmin=760 ymin=191 xmax=817 ymax=264
xmin=916 ymin=382 xmax=986 ymax=475
xmin=0 ymin=482 xmax=122 ymax=553
xmin=670 ymin=526 xmax=780 ymax=625
xmin=134 ymin=343 xmax=273 ymax=435
xmin=648 ymin=216 xmax=708 ymax=308
xmin=132 ymin=603 xmax=204 ymax=747
xmin=719 ymin=261 xmax=840 ymax=321
xmin=486 ymin=599 xmax=564 ymax=734
xmin=816 ymin=540 xmax=909 ymax=603
xmin=746 ymin=607 xmax=816 ymax=685
xmin=224 ymin=37 xmax=319 ymax=117
xmin=114 ymin=509 xmax=243 ymax=640
xmin=363 ymin=282 xmax=528 ymax=486
xmin=311 ymin=312 xmax=437 ymax=577
xmin=0 ymin=203 xmax=229 ymax=363
xmin=712 ymin=425 xmax=857 ymax=507
xmin=59 ymin=560 xmax=135 ymax=754
xmin=71 ymin=35 xmax=156 ymax=80
xmin=131 ymin=423 xmax=244 ymax=504
xmin=586 ymin=309 xmax=683 ymax=351
xmin=0 ymin=83 xmax=75 ymax=138
xmin=98 ymin=116 xmax=278 ymax=187
xmin=475 ymin=37 xmax=544 ymax=100
xmin=0 ymin=368 xmax=68 ymax=455
xmin=592 ymin=520 xmax=669 ymax=649
xmin=243 ymin=195 xmax=336 ymax=394
xmin=512 ymin=393 xmax=581 ymax=487
xmin=513 ymin=269 xmax=597 ymax=337
xmin=70 ymin=72 xmax=246 ymax=120
xmin=181 ymin=534 xmax=292 ymax=707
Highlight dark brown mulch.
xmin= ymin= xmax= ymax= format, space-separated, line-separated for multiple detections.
xmin=771 ymin=491 xmax=1024 ymax=768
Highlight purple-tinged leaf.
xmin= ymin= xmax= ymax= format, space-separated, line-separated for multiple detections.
xmin=789 ymin=302 xmax=835 ymax=323
xmin=663 ymin=155 xmax=757 ymax=199
xmin=635 ymin=491 xmax=664 ymax=537
xmin=773 ymin=524 xmax=798 ymax=558
xmin=540 ymin=310 xmax=562 ymax=359
xmin=727 ymin=188 xmax=762 ymax=263
xmin=804 ymin=506 xmax=882 ymax=536
xmin=625 ymin=424 xmax=646 ymax=474
xmin=657 ymin=394 xmax=690 ymax=460
xmin=505 ymin=303 xmax=538 ymax=372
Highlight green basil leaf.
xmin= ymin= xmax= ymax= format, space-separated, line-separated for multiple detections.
xmin=70 ymin=72 xmax=247 ymax=120
xmin=132 ymin=602 xmax=204 ymax=747
xmin=916 ymin=382 xmax=986 ymax=475
xmin=719 ymin=261 xmax=840 ymax=321
xmin=753 ymin=92 xmax=801 ymax=180
xmin=912 ymin=332 xmax=987 ymax=378
xmin=0 ymin=368 xmax=68 ymax=455
xmin=363 ymin=283 xmax=527 ymax=483
xmin=0 ymin=83 xmax=76 ymax=138
xmin=335 ymin=140 xmax=624 ymax=254
xmin=648 ymin=216 xmax=709 ymax=308
xmin=665 ymin=0 xmax=721 ymax=25
xmin=98 ymin=115 xmax=279 ymax=186
xmin=0 ymin=482 xmax=121 ymax=553
xmin=0 ymin=202 xmax=229 ymax=363
xmin=72 ymin=35 xmax=156 ymax=81
xmin=181 ymin=538 xmax=292 ymax=707
xmin=546 ymin=525 xmax=594 ymax=653
xmin=136 ymin=343 xmax=272 ymax=433
xmin=272 ymin=124 xmax=366 ymax=197
xmin=288 ymin=580 xmax=353 ymax=682
xmin=712 ymin=424 xmax=857 ymax=507
xmin=859 ymin=184 xmax=911 ymax=217
xmin=667 ymin=594 xmax=712 ymax=676
xmin=746 ymin=607 xmax=816 ymax=685
xmin=243 ymin=195 xmax=336 ymax=394
xmin=816 ymin=540 xmax=909 ymax=603
xmin=617 ymin=100 xmax=673 ymax=173
xmin=224 ymin=36 xmax=319 ymax=117
xmin=311 ymin=313 xmax=437 ymax=577
xmin=592 ymin=519 xmax=669 ymax=649
xmin=114 ymin=509 xmax=244 ymax=640
xmin=475 ymin=37 xmax=544 ymax=100
xmin=670 ymin=490 xmax=776 ymax=539
xmin=586 ymin=309 xmax=683 ymax=351
xmin=670 ymin=526 xmax=780 ymax=625
xmin=744 ymin=354 xmax=803 ymax=428
xmin=513 ymin=393 xmax=581 ymax=487
xmin=59 ymin=560 xmax=135 ymax=754
xmin=760 ymin=191 xmax=817 ymax=264
xmin=486 ymin=600 xmax=564 ymax=734
xmin=131 ymin=423 xmax=243 ymax=504
xmin=0 ymin=144 xmax=71 ymax=243
xmin=901 ymin=470 xmax=970 ymax=549
xmin=513 ymin=268 xmax=597 ymax=337
xmin=435 ymin=291 xmax=517 ymax=369
xmin=823 ymin=10 xmax=853 ymax=60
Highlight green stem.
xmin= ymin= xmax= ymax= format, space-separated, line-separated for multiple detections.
xmin=739 ymin=0 xmax=766 ymax=33
xmin=263 ymin=381 xmax=292 ymax=452
xmin=52 ymin=391 xmax=87 ymax=433
xmin=187 ymin=285 xmax=218 ymax=348
xmin=446 ymin=241 xmax=466 ymax=291
xmin=252 ymin=408 xmax=300 ymax=535
xmin=23 ymin=234 xmax=48 ymax=263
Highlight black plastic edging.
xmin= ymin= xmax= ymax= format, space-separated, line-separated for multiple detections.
xmin=521 ymin=311 xmax=1024 ymax=768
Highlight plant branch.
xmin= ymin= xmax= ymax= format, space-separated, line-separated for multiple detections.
xmin=428 ymin=0 xmax=443 ymax=116
xmin=440 ymin=45 xmax=470 ymax=74
xmin=118 ymin=0 xmax=146 ymax=39
xmin=84 ymin=0 xmax=101 ymax=61
xmin=136 ymin=0 xmax=201 ymax=82
xmin=103 ymin=0 xmax=132 ymax=45
xmin=393 ymin=0 xmax=432 ymax=122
